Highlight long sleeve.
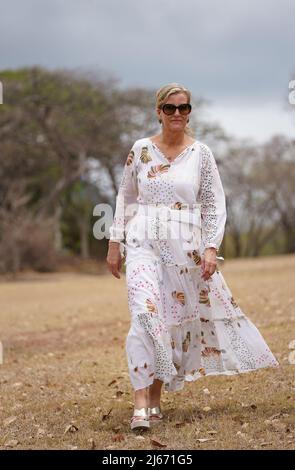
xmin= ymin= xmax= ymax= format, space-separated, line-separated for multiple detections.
xmin=109 ymin=143 xmax=139 ymax=244
xmin=198 ymin=143 xmax=226 ymax=253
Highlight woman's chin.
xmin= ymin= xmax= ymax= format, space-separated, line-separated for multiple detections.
xmin=169 ymin=123 xmax=184 ymax=130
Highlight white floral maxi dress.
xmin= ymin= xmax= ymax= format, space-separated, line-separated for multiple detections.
xmin=109 ymin=137 xmax=279 ymax=392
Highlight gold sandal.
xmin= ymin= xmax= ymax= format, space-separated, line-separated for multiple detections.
xmin=148 ymin=406 xmax=163 ymax=422
xmin=130 ymin=407 xmax=150 ymax=431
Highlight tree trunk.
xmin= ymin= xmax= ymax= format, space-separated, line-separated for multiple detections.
xmin=53 ymin=205 xmax=63 ymax=253
xmin=80 ymin=214 xmax=89 ymax=259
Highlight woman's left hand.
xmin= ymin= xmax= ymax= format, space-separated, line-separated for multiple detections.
xmin=201 ymin=247 xmax=217 ymax=280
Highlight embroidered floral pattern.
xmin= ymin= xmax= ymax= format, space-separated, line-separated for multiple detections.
xmin=147 ymin=164 xmax=171 ymax=178
xmin=202 ymin=346 xmax=223 ymax=357
xmin=182 ymin=331 xmax=191 ymax=352
xmin=126 ymin=150 xmax=135 ymax=166
xmin=173 ymin=201 xmax=183 ymax=210
xmin=199 ymin=288 xmax=211 ymax=306
xmin=187 ymin=250 xmax=202 ymax=266
xmin=140 ymin=146 xmax=153 ymax=163
xmin=231 ymin=296 xmax=239 ymax=308
xmin=146 ymin=298 xmax=158 ymax=315
xmin=172 ymin=290 xmax=186 ymax=306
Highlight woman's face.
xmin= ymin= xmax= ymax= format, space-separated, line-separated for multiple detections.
xmin=157 ymin=92 xmax=189 ymax=134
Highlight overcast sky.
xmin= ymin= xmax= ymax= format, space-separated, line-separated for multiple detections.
xmin=1 ymin=0 xmax=294 ymax=142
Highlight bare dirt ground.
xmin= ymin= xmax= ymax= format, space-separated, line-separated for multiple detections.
xmin=0 ymin=254 xmax=294 ymax=450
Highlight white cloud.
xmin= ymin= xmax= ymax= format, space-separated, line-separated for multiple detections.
xmin=206 ymin=99 xmax=295 ymax=143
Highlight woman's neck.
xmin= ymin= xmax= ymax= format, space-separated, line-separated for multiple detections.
xmin=159 ymin=130 xmax=186 ymax=147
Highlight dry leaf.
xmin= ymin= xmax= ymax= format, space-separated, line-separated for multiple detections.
xmin=203 ymin=388 xmax=210 ymax=395
xmin=112 ymin=433 xmax=125 ymax=442
xmin=5 ymin=439 xmax=19 ymax=448
xmin=102 ymin=408 xmax=113 ymax=421
xmin=272 ymin=421 xmax=287 ymax=432
xmin=88 ymin=438 xmax=96 ymax=449
xmin=64 ymin=424 xmax=79 ymax=434
xmin=108 ymin=379 xmax=117 ymax=387
xmin=174 ymin=422 xmax=186 ymax=428
xmin=196 ymin=438 xmax=215 ymax=443
xmin=37 ymin=428 xmax=46 ymax=437
xmin=269 ymin=412 xmax=285 ymax=420
xmin=203 ymin=406 xmax=211 ymax=412
xmin=112 ymin=426 xmax=121 ymax=433
xmin=4 ymin=416 xmax=17 ymax=427
xmin=150 ymin=438 xmax=167 ymax=448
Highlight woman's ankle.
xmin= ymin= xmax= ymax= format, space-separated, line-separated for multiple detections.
xmin=148 ymin=397 xmax=161 ymax=408
xmin=134 ymin=387 xmax=149 ymax=409
xmin=148 ymin=389 xmax=162 ymax=408
xmin=148 ymin=380 xmax=163 ymax=408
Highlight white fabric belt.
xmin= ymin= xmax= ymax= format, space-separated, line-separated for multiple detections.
xmin=136 ymin=203 xmax=201 ymax=227
xmin=123 ymin=202 xmax=202 ymax=267
xmin=124 ymin=203 xmax=225 ymax=268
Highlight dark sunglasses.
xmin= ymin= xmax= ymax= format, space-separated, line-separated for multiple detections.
xmin=161 ymin=103 xmax=192 ymax=116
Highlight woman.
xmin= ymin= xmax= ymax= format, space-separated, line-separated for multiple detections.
xmin=106 ymin=83 xmax=279 ymax=431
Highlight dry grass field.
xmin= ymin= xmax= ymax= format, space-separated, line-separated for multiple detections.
xmin=0 ymin=254 xmax=294 ymax=450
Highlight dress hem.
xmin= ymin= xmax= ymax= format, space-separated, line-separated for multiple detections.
xmin=164 ymin=362 xmax=280 ymax=392
xmin=131 ymin=362 xmax=280 ymax=392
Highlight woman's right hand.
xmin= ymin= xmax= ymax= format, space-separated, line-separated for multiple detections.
xmin=106 ymin=241 xmax=122 ymax=279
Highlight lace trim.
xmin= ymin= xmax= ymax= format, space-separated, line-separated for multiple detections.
xmin=199 ymin=144 xmax=219 ymax=249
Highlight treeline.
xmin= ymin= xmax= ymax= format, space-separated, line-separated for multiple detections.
xmin=0 ymin=66 xmax=294 ymax=273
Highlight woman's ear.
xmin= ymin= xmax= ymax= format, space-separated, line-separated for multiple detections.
xmin=156 ymin=107 xmax=162 ymax=123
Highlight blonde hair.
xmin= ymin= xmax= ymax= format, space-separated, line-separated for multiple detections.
xmin=156 ymin=83 xmax=194 ymax=136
